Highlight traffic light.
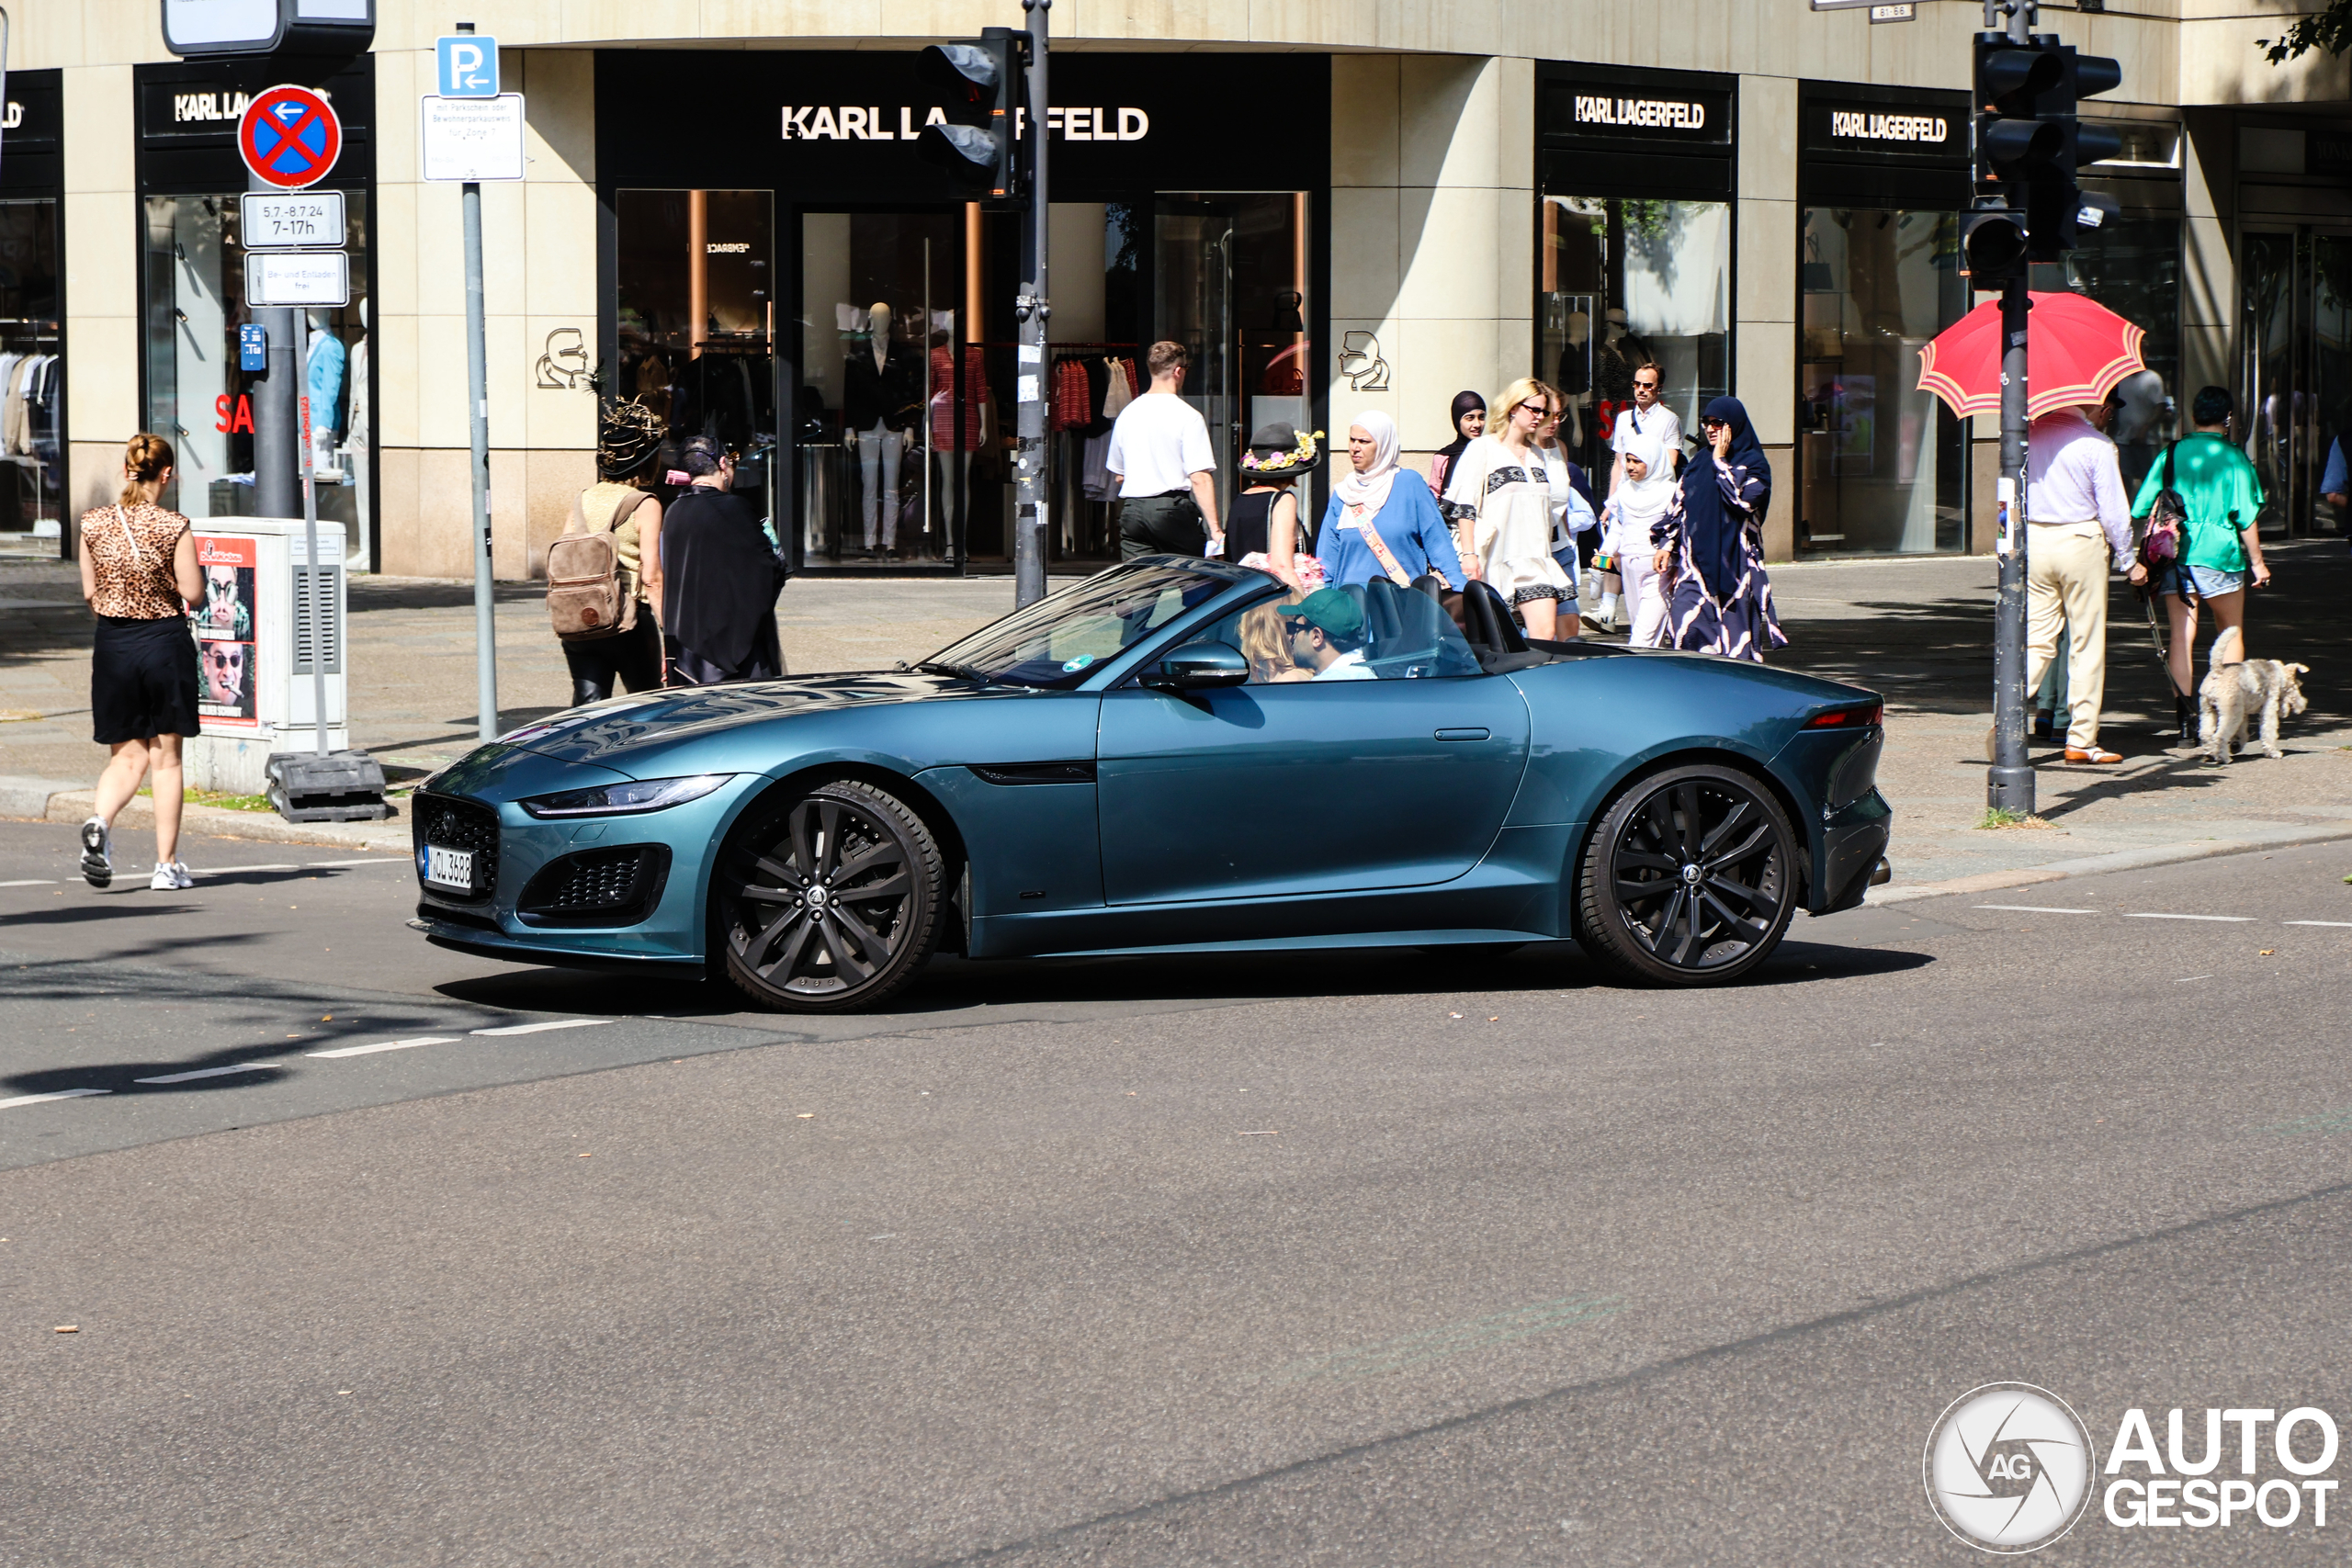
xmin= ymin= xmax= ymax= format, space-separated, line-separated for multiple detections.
xmin=1962 ymin=204 xmax=2030 ymax=283
xmin=1972 ymin=31 xmax=2122 ymax=260
xmin=917 ymin=28 xmax=1026 ymax=203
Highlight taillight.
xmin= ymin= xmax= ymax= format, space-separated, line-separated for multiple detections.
xmin=1806 ymin=703 xmax=1882 ymax=728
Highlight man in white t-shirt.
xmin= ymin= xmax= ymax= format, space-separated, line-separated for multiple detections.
xmin=1608 ymin=361 xmax=1682 ymax=500
xmin=1105 ymin=339 xmax=1223 ymax=560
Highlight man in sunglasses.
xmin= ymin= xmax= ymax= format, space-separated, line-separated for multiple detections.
xmin=1280 ymin=588 xmax=1374 ymax=681
xmin=1608 ymin=361 xmax=1681 ymax=512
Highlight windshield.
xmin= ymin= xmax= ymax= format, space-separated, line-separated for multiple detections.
xmin=920 ymin=561 xmax=1234 ymax=688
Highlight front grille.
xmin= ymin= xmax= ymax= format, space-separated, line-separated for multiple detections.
xmin=516 ymin=845 xmax=671 ymax=927
xmin=413 ymin=792 xmax=500 ymax=900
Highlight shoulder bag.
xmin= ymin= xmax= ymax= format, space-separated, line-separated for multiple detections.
xmin=2140 ymin=441 xmax=2189 ymax=570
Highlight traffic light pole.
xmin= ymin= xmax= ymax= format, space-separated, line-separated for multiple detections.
xmin=1989 ymin=276 xmax=2034 ymax=814
xmin=1012 ymin=0 xmax=1051 ymax=609
xmin=1984 ymin=0 xmax=2035 ymax=817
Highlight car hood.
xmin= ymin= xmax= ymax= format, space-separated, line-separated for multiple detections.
xmin=504 ymin=672 xmax=1040 ymax=771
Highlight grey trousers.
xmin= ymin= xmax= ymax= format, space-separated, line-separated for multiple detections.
xmin=1119 ymin=491 xmax=1207 ymax=560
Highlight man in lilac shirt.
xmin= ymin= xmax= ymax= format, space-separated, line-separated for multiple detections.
xmin=2023 ymin=400 xmax=2149 ymax=764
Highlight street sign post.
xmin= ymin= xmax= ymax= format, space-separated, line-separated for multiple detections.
xmin=419 ymin=94 xmax=525 ymax=182
xmin=244 ymin=249 xmax=350 ymax=308
xmin=435 ymin=34 xmax=499 ymax=96
xmin=240 ymin=188 xmax=345 ymax=248
xmin=237 ymin=83 xmax=344 ymax=527
xmin=237 ymin=83 xmax=341 ymax=189
xmin=420 ymin=27 xmax=513 ymax=742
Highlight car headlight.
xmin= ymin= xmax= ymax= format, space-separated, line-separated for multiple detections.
xmin=518 ymin=773 xmax=733 ymax=818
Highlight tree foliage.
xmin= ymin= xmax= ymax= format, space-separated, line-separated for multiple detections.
xmin=2260 ymin=2 xmax=2352 ymax=64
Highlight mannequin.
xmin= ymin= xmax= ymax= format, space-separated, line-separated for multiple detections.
xmin=305 ymin=307 xmax=346 ymax=480
xmin=346 ymin=299 xmax=371 ymax=570
xmin=929 ymin=328 xmax=988 ymax=547
xmin=843 ymin=301 xmax=918 ymax=554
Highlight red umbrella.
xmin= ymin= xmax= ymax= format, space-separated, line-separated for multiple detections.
xmin=1915 ymin=290 xmax=2147 ymax=420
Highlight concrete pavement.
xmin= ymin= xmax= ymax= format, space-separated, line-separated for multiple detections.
xmin=5 ymin=833 xmax=2350 ymax=1563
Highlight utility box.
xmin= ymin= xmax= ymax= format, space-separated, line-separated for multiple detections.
xmin=184 ymin=516 xmax=353 ymax=797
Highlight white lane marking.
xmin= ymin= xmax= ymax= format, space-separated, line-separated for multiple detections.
xmin=190 ymin=863 xmax=299 ymax=875
xmin=2284 ymin=920 xmax=2352 ymax=929
xmin=132 ymin=1062 xmax=280 ymax=1084
xmin=306 ymin=857 xmax=409 ymax=868
xmin=0 ymin=1088 xmax=111 ymax=1109
xmin=2123 ymin=913 xmax=2254 ymax=922
xmin=2175 ymin=975 xmax=2215 ymax=983
xmin=0 ymin=878 xmax=58 ymax=887
xmin=469 ymin=1019 xmax=611 ymax=1037
xmin=306 ymin=1036 xmax=461 ymax=1060
xmin=1975 ymin=905 xmax=2097 ymax=914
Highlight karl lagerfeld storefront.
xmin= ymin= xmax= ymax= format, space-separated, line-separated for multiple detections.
xmin=1796 ymin=82 xmax=1973 ymax=558
xmin=598 ymin=52 xmax=1331 ymax=575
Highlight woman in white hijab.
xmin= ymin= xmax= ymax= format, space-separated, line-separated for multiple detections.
xmin=1605 ymin=424 xmax=1677 ymax=645
xmin=1313 ymin=410 xmax=1464 ymax=591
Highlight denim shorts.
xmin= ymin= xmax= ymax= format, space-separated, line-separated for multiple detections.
xmin=2186 ymin=564 xmax=2247 ymax=598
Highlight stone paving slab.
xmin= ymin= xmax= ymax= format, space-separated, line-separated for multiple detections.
xmin=4 ymin=549 xmax=2346 ymax=890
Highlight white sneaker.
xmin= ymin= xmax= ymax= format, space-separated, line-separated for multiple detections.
xmin=79 ymin=817 xmax=111 ymax=888
xmin=150 ymin=860 xmax=194 ymax=891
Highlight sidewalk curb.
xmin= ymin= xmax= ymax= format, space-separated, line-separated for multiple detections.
xmin=7 ymin=788 xmax=410 ymax=854
xmin=1865 ymin=819 xmax=2352 ymax=906
xmin=0 ymin=775 xmax=81 ymax=819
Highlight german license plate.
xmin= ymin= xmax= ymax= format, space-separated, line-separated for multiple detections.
xmin=424 ymin=845 xmax=474 ymax=891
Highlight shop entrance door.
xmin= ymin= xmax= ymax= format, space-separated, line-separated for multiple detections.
xmin=1155 ymin=200 xmax=1238 ymax=524
xmin=2242 ymin=228 xmax=2352 ymax=538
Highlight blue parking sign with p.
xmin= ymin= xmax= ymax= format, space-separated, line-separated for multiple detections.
xmin=436 ymin=36 xmax=499 ymax=97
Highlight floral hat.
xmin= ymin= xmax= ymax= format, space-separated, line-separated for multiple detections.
xmin=1238 ymin=422 xmax=1324 ymax=479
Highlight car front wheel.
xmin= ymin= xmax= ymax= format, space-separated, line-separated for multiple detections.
xmin=1574 ymin=762 xmax=1799 ymax=987
xmin=717 ymin=778 xmax=944 ymax=1012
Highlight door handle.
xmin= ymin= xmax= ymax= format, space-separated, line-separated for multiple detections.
xmin=1434 ymin=728 xmax=1490 ymax=741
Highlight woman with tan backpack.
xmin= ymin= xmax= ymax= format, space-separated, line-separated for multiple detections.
xmin=548 ymin=400 xmax=666 ymax=704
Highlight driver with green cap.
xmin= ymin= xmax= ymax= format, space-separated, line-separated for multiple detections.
xmin=1281 ymin=588 xmax=1374 ymax=681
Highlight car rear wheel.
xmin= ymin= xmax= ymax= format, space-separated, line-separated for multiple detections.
xmin=717 ymin=778 xmax=944 ymax=1013
xmin=1574 ymin=762 xmax=1798 ymax=987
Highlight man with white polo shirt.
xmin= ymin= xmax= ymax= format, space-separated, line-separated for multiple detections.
xmin=1106 ymin=340 xmax=1224 ymax=560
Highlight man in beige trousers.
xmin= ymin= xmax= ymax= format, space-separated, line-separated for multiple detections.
xmin=2021 ymin=400 xmax=2146 ymax=764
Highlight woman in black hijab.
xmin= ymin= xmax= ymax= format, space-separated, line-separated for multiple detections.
xmin=1650 ymin=396 xmax=1786 ymax=662
xmin=661 ymin=435 xmax=792 ymax=685
xmin=1429 ymin=390 xmax=1486 ymax=498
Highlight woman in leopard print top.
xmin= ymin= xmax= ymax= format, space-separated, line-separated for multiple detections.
xmin=74 ymin=433 xmax=203 ymax=891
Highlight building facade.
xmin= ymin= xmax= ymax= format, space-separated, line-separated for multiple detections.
xmin=22 ymin=1 xmax=2352 ymax=577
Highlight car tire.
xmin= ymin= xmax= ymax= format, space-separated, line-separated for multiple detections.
xmin=1574 ymin=762 xmax=1799 ymax=987
xmin=716 ymin=777 xmax=944 ymax=1013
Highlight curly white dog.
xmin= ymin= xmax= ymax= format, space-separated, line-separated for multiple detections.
xmin=2198 ymin=625 xmax=2308 ymax=764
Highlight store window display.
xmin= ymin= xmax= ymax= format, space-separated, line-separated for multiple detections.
xmin=1542 ymin=197 xmax=1729 ymax=479
xmin=141 ymin=193 xmax=373 ymax=568
xmin=0 ymin=199 xmax=62 ymax=539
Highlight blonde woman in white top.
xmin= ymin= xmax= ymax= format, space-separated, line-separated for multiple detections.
xmin=1442 ymin=378 xmax=1576 ymax=639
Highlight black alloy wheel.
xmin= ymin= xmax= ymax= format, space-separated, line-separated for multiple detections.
xmin=1575 ymin=762 xmax=1798 ymax=987
xmin=717 ymin=778 xmax=944 ymax=1012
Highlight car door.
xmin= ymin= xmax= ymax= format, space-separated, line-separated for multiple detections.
xmin=1095 ymin=587 xmax=1532 ymax=905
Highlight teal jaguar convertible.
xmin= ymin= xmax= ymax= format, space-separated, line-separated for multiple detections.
xmin=412 ymin=558 xmax=1891 ymax=1011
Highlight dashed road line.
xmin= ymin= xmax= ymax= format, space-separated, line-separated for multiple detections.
xmin=305 ymin=858 xmax=409 ymax=868
xmin=2124 ymin=913 xmax=2254 ymax=922
xmin=307 ymin=1036 xmax=461 ymax=1059
xmin=2284 ymin=920 xmax=2352 ymax=929
xmin=0 ymin=878 xmax=57 ymax=887
xmin=0 ymin=1088 xmax=111 ymax=1110
xmin=470 ymin=1019 xmax=610 ymax=1037
xmin=132 ymin=1063 xmax=281 ymax=1084
xmin=189 ymin=863 xmax=299 ymax=876
xmin=1974 ymin=905 xmax=2097 ymax=914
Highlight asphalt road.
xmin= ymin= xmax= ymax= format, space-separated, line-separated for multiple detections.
xmin=5 ymin=815 xmax=2351 ymax=1564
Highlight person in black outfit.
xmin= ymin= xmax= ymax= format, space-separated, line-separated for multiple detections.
xmin=661 ymin=436 xmax=791 ymax=685
xmin=1227 ymin=422 xmax=1322 ymax=592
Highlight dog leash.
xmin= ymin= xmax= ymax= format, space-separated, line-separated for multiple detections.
xmin=2135 ymin=585 xmax=2195 ymax=700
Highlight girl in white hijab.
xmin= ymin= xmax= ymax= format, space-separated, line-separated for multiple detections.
xmin=1605 ymin=425 xmax=1676 ymax=645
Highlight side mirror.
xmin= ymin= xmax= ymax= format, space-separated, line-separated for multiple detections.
xmin=1142 ymin=641 xmax=1249 ymax=690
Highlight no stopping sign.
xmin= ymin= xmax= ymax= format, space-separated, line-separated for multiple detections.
xmin=239 ymin=85 xmax=343 ymax=189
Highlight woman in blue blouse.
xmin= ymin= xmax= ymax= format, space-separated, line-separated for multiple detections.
xmin=1317 ymin=412 xmax=1466 ymax=590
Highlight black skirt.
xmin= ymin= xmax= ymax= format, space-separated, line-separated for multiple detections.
xmin=92 ymin=615 xmax=201 ymax=744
